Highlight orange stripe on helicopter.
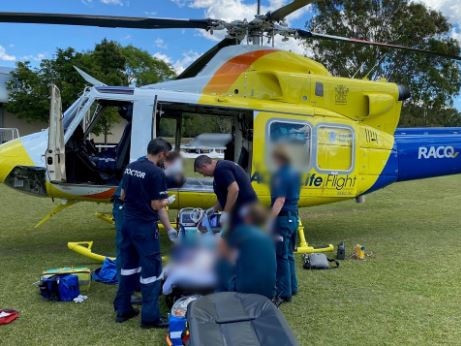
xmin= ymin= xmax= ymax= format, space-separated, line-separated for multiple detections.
xmin=84 ymin=187 xmax=116 ymax=200
xmin=203 ymin=49 xmax=275 ymax=94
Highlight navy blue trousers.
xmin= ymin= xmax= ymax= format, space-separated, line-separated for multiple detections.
xmin=275 ymin=214 xmax=298 ymax=299
xmin=114 ymin=218 xmax=162 ymax=324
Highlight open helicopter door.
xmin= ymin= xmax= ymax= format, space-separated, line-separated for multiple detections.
xmin=129 ymin=97 xmax=156 ymax=163
xmin=45 ymin=84 xmax=66 ymax=182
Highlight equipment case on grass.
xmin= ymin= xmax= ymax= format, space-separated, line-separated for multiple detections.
xmin=186 ymin=292 xmax=298 ymax=346
xmin=41 ymin=267 xmax=91 ymax=291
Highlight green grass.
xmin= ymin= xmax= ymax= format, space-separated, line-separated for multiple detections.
xmin=1 ymin=175 xmax=461 ymax=345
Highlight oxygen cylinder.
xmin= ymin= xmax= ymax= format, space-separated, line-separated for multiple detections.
xmin=336 ymin=241 xmax=346 ymax=260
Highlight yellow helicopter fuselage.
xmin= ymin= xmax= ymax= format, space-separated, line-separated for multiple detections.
xmin=0 ymin=46 xmax=426 ymax=211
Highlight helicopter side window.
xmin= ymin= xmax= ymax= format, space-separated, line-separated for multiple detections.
xmin=316 ymin=125 xmax=354 ymax=172
xmin=267 ymin=120 xmax=311 ymax=171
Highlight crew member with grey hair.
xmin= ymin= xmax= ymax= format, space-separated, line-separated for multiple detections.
xmin=194 ymin=155 xmax=257 ymax=228
xmin=114 ymin=138 xmax=176 ymax=329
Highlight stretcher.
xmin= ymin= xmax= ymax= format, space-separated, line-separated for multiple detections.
xmin=186 ymin=292 xmax=299 ymax=346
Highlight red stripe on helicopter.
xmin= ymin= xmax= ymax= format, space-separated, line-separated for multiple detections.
xmin=203 ymin=49 xmax=274 ymax=94
xmin=84 ymin=187 xmax=116 ymax=200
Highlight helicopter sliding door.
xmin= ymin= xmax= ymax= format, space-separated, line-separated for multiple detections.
xmin=45 ymin=85 xmax=66 ymax=183
xmin=154 ymin=99 xmax=253 ymax=209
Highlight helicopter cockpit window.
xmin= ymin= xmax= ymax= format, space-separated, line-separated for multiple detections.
xmin=268 ymin=121 xmax=311 ymax=171
xmin=316 ymin=125 xmax=354 ymax=172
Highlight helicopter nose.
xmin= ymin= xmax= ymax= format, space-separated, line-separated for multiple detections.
xmin=0 ymin=138 xmax=34 ymax=183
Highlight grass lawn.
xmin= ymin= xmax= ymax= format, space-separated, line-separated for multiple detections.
xmin=0 ymin=175 xmax=460 ymax=345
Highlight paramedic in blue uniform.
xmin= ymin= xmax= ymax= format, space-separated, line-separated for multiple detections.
xmin=193 ymin=155 xmax=258 ymax=228
xmin=270 ymin=145 xmax=301 ymax=303
xmin=218 ymin=203 xmax=276 ymax=299
xmin=114 ymin=138 xmax=177 ymax=329
xmin=112 ymin=178 xmax=125 ymax=279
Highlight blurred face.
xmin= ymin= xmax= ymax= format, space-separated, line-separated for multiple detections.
xmin=272 ymin=154 xmax=283 ymax=168
xmin=196 ymin=163 xmax=214 ymax=177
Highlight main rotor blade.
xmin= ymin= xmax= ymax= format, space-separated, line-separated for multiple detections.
xmin=267 ymin=0 xmax=312 ymax=22
xmin=0 ymin=12 xmax=215 ymax=30
xmin=177 ymin=37 xmax=242 ymax=79
xmin=297 ymin=29 xmax=461 ymax=61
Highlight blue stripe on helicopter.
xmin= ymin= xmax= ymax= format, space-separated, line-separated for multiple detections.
xmin=366 ymin=127 xmax=461 ymax=194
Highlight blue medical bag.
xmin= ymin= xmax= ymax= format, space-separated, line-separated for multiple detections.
xmin=58 ymin=274 xmax=80 ymax=302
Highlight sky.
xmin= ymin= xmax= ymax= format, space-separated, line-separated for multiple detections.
xmin=0 ymin=0 xmax=460 ymax=109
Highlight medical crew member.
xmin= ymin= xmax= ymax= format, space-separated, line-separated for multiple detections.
xmin=194 ymin=155 xmax=257 ymax=227
xmin=218 ymin=203 xmax=276 ymax=299
xmin=112 ymin=178 xmax=125 ymax=279
xmin=270 ymin=146 xmax=301 ymax=302
xmin=114 ymin=138 xmax=177 ymax=329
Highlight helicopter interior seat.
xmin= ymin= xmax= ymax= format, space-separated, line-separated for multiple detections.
xmin=65 ymin=126 xmax=106 ymax=184
xmin=87 ymin=122 xmax=131 ymax=182
xmin=114 ymin=122 xmax=132 ymax=178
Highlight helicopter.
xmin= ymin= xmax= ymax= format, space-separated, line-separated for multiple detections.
xmin=0 ymin=0 xmax=460 ymax=254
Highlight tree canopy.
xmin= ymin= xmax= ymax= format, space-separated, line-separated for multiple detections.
xmin=306 ymin=0 xmax=461 ymax=126
xmin=6 ymin=39 xmax=176 ymax=133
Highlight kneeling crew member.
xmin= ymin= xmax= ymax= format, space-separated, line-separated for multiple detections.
xmin=114 ymin=138 xmax=176 ymax=328
xmin=270 ymin=146 xmax=301 ymax=302
xmin=194 ymin=155 xmax=257 ymax=228
xmin=217 ymin=203 xmax=276 ymax=299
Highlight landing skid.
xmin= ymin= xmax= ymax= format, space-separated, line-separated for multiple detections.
xmin=95 ymin=212 xmax=114 ymax=224
xmin=67 ymin=241 xmax=115 ymax=262
xmin=295 ymin=219 xmax=335 ymax=254
xmin=68 ymin=240 xmax=168 ymax=263
xmin=34 ymin=200 xmax=77 ymax=228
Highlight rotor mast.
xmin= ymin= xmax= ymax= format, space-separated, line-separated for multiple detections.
xmin=249 ymin=0 xmax=263 ymax=46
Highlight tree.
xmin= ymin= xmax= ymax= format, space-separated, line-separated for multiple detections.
xmin=6 ymin=39 xmax=176 ymax=136
xmin=306 ymin=0 xmax=461 ymax=126
xmin=122 ymin=45 xmax=175 ymax=86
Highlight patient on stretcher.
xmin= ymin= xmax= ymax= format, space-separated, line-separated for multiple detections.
xmin=162 ymin=209 xmax=221 ymax=296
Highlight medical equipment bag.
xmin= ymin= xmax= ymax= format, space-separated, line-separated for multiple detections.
xmin=302 ymin=253 xmax=339 ymax=270
xmin=39 ymin=274 xmax=80 ymax=302
xmin=41 ymin=267 xmax=91 ymax=291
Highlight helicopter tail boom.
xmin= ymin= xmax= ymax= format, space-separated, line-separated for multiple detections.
xmin=366 ymin=127 xmax=461 ymax=194
xmin=394 ymin=127 xmax=461 ymax=182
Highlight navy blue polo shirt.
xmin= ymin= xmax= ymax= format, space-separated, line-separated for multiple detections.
xmin=121 ymin=157 xmax=168 ymax=222
xmin=213 ymin=160 xmax=257 ymax=212
xmin=270 ymin=164 xmax=301 ymax=214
